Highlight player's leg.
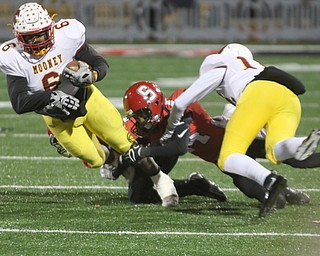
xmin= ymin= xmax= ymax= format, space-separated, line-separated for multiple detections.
xmin=295 ymin=129 xmax=320 ymax=160
xmin=128 ymin=171 xmax=161 ymax=204
xmin=225 ymin=171 xmax=309 ymax=208
xmin=83 ymin=86 xmax=178 ymax=206
xmin=284 ymin=153 xmax=320 ymax=168
xmin=135 ymin=157 xmax=178 ymax=207
xmin=42 ymin=115 xmax=105 ymax=167
xmin=264 ymin=88 xmax=301 ymax=164
xmin=84 ymin=85 xmax=134 ymax=154
xmin=153 ymin=155 xmax=226 ymax=202
xmin=218 ymin=81 xmax=289 ymax=217
xmin=218 ymin=81 xmax=274 ymax=186
xmin=247 ymin=138 xmax=320 ymax=168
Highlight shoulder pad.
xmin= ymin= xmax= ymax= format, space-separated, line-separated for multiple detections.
xmin=0 ymin=39 xmax=25 ymax=76
xmin=55 ymin=19 xmax=85 ymax=46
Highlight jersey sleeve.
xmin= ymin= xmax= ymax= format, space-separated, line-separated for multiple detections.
xmin=0 ymin=40 xmax=26 ymax=77
xmin=54 ymin=19 xmax=86 ymax=51
xmin=166 ymin=67 xmax=226 ymax=131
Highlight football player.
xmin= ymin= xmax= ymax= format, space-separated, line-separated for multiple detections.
xmin=0 ymin=2 xmax=178 ymax=207
xmin=48 ymin=127 xmax=227 ymax=204
xmin=119 ymin=81 xmax=316 ymax=208
xmin=158 ymin=43 xmax=320 ymax=217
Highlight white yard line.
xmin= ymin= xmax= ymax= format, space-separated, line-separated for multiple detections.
xmin=0 ymin=228 xmax=319 ymax=237
xmin=0 ymin=185 xmax=319 ymax=192
xmin=0 ymin=185 xmax=127 ymax=189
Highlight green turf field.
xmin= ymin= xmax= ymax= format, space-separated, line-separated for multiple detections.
xmin=0 ymin=53 xmax=319 ymax=256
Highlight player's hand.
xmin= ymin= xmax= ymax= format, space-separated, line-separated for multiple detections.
xmin=63 ymin=61 xmax=94 ymax=87
xmin=49 ymin=90 xmax=80 ymax=115
xmin=211 ymin=115 xmax=228 ymax=128
xmin=160 ymin=129 xmax=175 ymax=145
xmin=120 ymin=145 xmax=143 ymax=167
xmin=100 ymin=164 xmax=119 ymax=180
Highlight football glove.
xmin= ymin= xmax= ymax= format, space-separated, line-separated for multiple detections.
xmin=48 ymin=90 xmax=80 ymax=116
xmin=49 ymin=134 xmax=72 ymax=158
xmin=160 ymin=125 xmax=176 ymax=145
xmin=63 ymin=61 xmax=95 ymax=87
xmin=120 ymin=145 xmax=143 ymax=167
xmin=211 ymin=115 xmax=228 ymax=128
xmin=100 ymin=164 xmax=118 ymax=180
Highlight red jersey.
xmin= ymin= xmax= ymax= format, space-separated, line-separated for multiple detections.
xmin=125 ymin=88 xmax=225 ymax=164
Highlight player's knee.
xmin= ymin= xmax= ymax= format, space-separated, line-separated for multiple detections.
xmin=217 ymin=155 xmax=226 ymax=170
xmin=266 ymin=150 xmax=279 ymax=165
xmin=113 ymin=139 xmax=134 ymax=154
xmin=217 ymin=150 xmax=234 ymax=171
xmin=77 ymin=154 xmax=104 ymax=168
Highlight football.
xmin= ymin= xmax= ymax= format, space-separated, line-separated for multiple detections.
xmin=58 ymin=60 xmax=90 ymax=95
xmin=66 ymin=60 xmax=91 ymax=72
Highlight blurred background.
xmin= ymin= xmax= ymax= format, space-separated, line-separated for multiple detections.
xmin=0 ymin=0 xmax=320 ymax=46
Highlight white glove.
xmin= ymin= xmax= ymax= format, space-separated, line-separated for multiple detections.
xmin=100 ymin=164 xmax=118 ymax=180
xmin=49 ymin=90 xmax=80 ymax=115
xmin=211 ymin=115 xmax=228 ymax=128
xmin=211 ymin=104 xmax=236 ymax=128
xmin=63 ymin=61 xmax=94 ymax=87
xmin=160 ymin=128 xmax=175 ymax=145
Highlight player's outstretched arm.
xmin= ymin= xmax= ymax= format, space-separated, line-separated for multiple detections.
xmin=120 ymin=116 xmax=192 ymax=167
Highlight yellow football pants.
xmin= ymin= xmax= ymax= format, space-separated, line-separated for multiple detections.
xmin=43 ymin=85 xmax=135 ymax=168
xmin=218 ymin=80 xmax=301 ymax=170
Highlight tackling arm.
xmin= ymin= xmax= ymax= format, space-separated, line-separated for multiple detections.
xmin=120 ymin=115 xmax=192 ymax=168
xmin=162 ymin=68 xmax=225 ymax=143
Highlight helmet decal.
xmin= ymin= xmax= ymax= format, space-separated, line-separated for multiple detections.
xmin=12 ymin=2 xmax=55 ymax=57
xmin=136 ymin=85 xmax=157 ymax=102
xmin=123 ymin=81 xmax=165 ymax=136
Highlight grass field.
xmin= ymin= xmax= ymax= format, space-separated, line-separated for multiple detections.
xmin=0 ymin=51 xmax=319 ymax=256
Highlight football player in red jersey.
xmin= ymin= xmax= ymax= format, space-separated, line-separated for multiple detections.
xmin=158 ymin=43 xmax=320 ymax=217
xmin=119 ymin=80 xmax=318 ymax=208
xmin=0 ymin=2 xmax=178 ymax=207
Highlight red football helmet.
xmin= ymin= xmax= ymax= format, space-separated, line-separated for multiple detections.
xmin=13 ymin=3 xmax=55 ymax=57
xmin=123 ymin=81 xmax=165 ymax=136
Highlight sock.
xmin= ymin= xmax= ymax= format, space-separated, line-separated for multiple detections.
xmin=274 ymin=137 xmax=306 ymax=161
xmin=223 ymin=153 xmax=271 ymax=186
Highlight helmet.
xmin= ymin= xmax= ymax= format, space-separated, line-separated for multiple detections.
xmin=123 ymin=81 xmax=165 ymax=135
xmin=219 ymin=43 xmax=253 ymax=60
xmin=13 ymin=2 xmax=55 ymax=57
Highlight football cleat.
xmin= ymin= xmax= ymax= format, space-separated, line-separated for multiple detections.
xmin=49 ymin=134 xmax=72 ymax=158
xmin=284 ymin=188 xmax=310 ymax=205
xmin=275 ymin=187 xmax=310 ymax=209
xmin=259 ymin=173 xmax=287 ymax=218
xmin=295 ymin=129 xmax=320 ymax=161
xmin=188 ymin=172 xmax=227 ymax=202
xmin=275 ymin=191 xmax=286 ymax=209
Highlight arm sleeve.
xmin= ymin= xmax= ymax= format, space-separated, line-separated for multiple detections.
xmin=166 ymin=68 xmax=225 ymax=130
xmin=75 ymin=43 xmax=109 ymax=82
xmin=7 ymin=75 xmax=52 ymax=114
xmin=140 ymin=115 xmax=192 ymax=158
